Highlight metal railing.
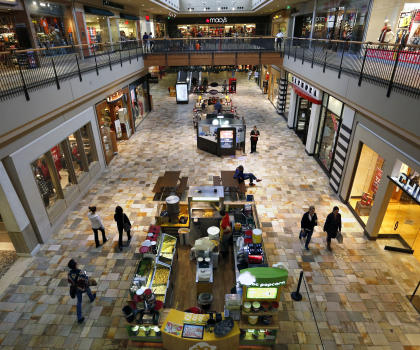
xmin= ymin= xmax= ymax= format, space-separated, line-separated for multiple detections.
xmin=0 ymin=40 xmax=143 ymax=101
xmin=284 ymin=37 xmax=420 ymax=98
xmin=144 ymin=36 xmax=281 ymax=52
xmin=1 ymin=36 xmax=419 ymax=101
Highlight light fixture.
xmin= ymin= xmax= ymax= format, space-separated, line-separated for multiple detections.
xmin=32 ymin=0 xmax=36 ymax=4
xmin=218 ymin=7 xmax=220 ymax=10
xmin=39 ymin=2 xmax=46 ymax=6
xmin=203 ymin=8 xmax=206 ymax=11
xmin=232 ymin=7 xmax=235 ymax=10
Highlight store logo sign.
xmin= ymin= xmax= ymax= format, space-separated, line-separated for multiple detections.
xmin=292 ymin=76 xmax=322 ymax=104
xmin=391 ymin=173 xmax=420 ymax=203
xmin=206 ymin=17 xmax=228 ymax=23
xmin=189 ymin=342 xmax=216 ymax=350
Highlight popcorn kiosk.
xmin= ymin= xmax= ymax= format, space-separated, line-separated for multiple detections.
xmin=238 ymin=267 xmax=288 ymax=347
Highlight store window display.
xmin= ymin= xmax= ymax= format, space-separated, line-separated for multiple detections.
xmin=50 ymin=143 xmax=76 ymax=190
xmin=294 ymin=97 xmax=312 ymax=144
xmin=129 ymin=78 xmax=151 ymax=129
xmin=80 ymin=124 xmax=98 ymax=165
xmin=68 ymin=133 xmax=85 ymax=179
xmin=315 ymin=95 xmax=344 ymax=172
xmin=348 ymin=144 xmax=384 ymax=225
xmin=85 ymin=15 xmax=110 ymax=48
xmin=32 ymin=155 xmax=59 ymax=209
xmin=379 ymin=163 xmax=420 ymax=258
xmin=26 ymin=0 xmax=69 ymax=47
xmin=119 ymin=19 xmax=137 ymax=40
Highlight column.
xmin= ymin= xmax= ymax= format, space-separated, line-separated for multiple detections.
xmin=305 ymin=103 xmax=322 ymax=155
xmin=287 ymin=88 xmax=297 ymax=128
xmin=0 ymin=163 xmax=39 ymax=255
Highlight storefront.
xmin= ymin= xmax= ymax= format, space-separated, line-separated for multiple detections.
xmin=83 ymin=7 xmax=113 ymax=47
xmin=26 ymin=0 xmax=73 ymax=47
xmin=2 ymin=107 xmax=105 ymax=252
xmin=314 ymin=93 xmax=345 ymax=174
xmin=119 ymin=14 xmax=139 ymax=40
xmin=293 ymin=0 xmax=372 ymax=41
xmin=340 ymin=113 xmax=420 ymax=262
xmin=129 ymin=75 xmax=151 ymax=129
xmin=267 ymin=65 xmax=282 ymax=105
xmin=0 ymin=1 xmax=33 ymax=50
xmin=95 ymin=88 xmax=135 ymax=164
xmin=287 ymin=76 xmax=322 ymax=145
xmin=271 ymin=10 xmax=290 ymax=35
xmin=365 ymin=1 xmax=420 ymax=45
xmin=169 ymin=16 xmax=271 ymax=37
xmin=154 ymin=19 xmax=166 ymax=37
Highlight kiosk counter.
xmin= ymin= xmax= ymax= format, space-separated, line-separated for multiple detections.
xmin=162 ymin=309 xmax=240 ymax=350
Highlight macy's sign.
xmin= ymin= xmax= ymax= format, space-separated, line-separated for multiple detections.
xmin=206 ymin=17 xmax=228 ymax=23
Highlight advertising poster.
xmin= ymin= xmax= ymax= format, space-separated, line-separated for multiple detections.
xmin=220 ymin=130 xmax=234 ymax=149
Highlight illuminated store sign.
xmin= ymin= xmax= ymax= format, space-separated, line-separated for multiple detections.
xmin=206 ymin=17 xmax=228 ymax=24
xmin=389 ymin=173 xmax=420 ymax=204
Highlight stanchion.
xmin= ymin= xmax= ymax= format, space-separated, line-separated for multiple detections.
xmin=291 ymin=271 xmax=303 ymax=301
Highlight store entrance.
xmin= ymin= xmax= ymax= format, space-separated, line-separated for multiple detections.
xmin=294 ymin=96 xmax=312 ymax=144
xmin=379 ymin=168 xmax=420 ymax=262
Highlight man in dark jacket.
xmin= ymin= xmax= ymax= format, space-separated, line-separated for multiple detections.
xmin=114 ymin=206 xmax=131 ymax=251
xmin=299 ymin=205 xmax=317 ymax=250
xmin=323 ymin=206 xmax=341 ymax=251
xmin=67 ymin=259 xmax=96 ymax=323
xmin=233 ymin=165 xmax=262 ymax=186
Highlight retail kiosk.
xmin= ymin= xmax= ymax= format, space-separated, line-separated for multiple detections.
xmin=125 ymin=185 xmax=288 ymax=349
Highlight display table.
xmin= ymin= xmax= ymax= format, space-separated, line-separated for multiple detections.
xmin=161 ymin=309 xmax=240 ymax=350
xmin=355 ymin=201 xmax=372 ymax=216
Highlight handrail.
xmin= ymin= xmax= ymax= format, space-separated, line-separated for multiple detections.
xmin=1 ymin=37 xmax=419 ymax=55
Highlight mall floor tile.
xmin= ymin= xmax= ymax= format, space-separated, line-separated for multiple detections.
xmin=0 ymin=72 xmax=419 ymax=349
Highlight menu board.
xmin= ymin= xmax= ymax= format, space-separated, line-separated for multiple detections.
xmin=176 ymin=84 xmax=188 ymax=102
xmin=246 ymin=287 xmax=278 ymax=300
xmin=182 ymin=324 xmax=204 ymax=339
xmin=220 ymin=130 xmax=234 ymax=149
xmin=164 ymin=321 xmax=183 ymax=336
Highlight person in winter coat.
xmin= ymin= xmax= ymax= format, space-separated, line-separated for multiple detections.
xmin=114 ymin=206 xmax=131 ymax=251
xmin=323 ymin=206 xmax=341 ymax=251
xmin=67 ymin=259 xmax=96 ymax=323
xmin=88 ymin=206 xmax=107 ymax=248
xmin=299 ymin=205 xmax=317 ymax=250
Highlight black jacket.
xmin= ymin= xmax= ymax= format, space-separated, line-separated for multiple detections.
xmin=323 ymin=212 xmax=341 ymax=236
xmin=301 ymin=212 xmax=317 ymax=231
xmin=114 ymin=213 xmax=131 ymax=231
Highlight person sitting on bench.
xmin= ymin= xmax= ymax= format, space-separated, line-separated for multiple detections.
xmin=233 ymin=165 xmax=262 ymax=187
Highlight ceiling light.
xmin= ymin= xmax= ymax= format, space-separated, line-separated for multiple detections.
xmin=218 ymin=7 xmax=220 ymax=10
xmin=232 ymin=7 xmax=235 ymax=10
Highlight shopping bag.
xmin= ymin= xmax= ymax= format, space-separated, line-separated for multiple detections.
xmin=336 ymin=231 xmax=343 ymax=244
xmin=88 ymin=278 xmax=97 ymax=287
xmin=299 ymin=229 xmax=307 ymax=238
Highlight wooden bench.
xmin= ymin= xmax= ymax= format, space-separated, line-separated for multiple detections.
xmin=221 ymin=171 xmax=246 ymax=200
xmin=176 ymin=177 xmax=188 ymax=197
xmin=213 ymin=176 xmax=222 ymax=186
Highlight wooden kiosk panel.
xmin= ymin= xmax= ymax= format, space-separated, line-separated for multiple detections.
xmin=162 ymin=309 xmax=240 ymax=350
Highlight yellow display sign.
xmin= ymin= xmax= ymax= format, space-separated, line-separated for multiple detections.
xmin=246 ymin=287 xmax=278 ymax=299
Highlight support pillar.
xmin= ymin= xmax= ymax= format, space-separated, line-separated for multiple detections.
xmin=305 ymin=103 xmax=322 ymax=155
xmin=287 ymin=88 xmax=297 ymax=129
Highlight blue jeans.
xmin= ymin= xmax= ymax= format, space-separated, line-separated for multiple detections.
xmin=76 ymin=287 xmax=94 ymax=321
xmin=243 ymin=173 xmax=257 ymax=184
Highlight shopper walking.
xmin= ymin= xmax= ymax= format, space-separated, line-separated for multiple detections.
xmin=248 ymin=70 xmax=252 ymax=80
xmin=222 ymin=80 xmax=227 ymax=94
xmin=250 ymin=125 xmax=260 ymax=153
xmin=88 ymin=206 xmax=107 ymax=248
xmin=323 ymin=206 xmax=341 ymax=251
xmin=299 ymin=205 xmax=317 ymax=250
xmin=142 ymin=32 xmax=149 ymax=52
xmin=114 ymin=206 xmax=131 ymax=252
xmin=67 ymin=259 xmax=96 ymax=324
xmin=254 ymin=70 xmax=259 ymax=83
xmin=233 ymin=165 xmax=262 ymax=187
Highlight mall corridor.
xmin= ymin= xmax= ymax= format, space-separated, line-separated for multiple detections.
xmin=0 ymin=73 xmax=419 ymax=349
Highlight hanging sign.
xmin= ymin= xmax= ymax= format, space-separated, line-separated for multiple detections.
xmin=388 ymin=173 xmax=420 ymax=204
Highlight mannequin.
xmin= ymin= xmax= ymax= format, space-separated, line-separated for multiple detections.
xmin=378 ymin=19 xmax=389 ymax=43
xmin=383 ymin=24 xmax=395 ymax=44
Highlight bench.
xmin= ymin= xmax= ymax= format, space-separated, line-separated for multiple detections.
xmin=176 ymin=177 xmax=188 ymax=197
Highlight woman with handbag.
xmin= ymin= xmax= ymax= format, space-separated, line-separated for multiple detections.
xmin=88 ymin=206 xmax=107 ymax=248
xmin=323 ymin=206 xmax=342 ymax=251
xmin=114 ymin=206 xmax=131 ymax=252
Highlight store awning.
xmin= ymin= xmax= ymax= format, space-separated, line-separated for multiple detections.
xmin=84 ymin=6 xmax=114 ymax=16
xmin=239 ymin=267 xmax=288 ymax=287
xmin=120 ymin=13 xmax=139 ymax=21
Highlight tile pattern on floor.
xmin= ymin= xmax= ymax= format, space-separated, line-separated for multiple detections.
xmin=0 ymin=72 xmax=419 ymax=350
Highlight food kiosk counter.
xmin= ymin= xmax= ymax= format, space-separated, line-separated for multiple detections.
xmin=162 ymin=309 xmax=240 ymax=350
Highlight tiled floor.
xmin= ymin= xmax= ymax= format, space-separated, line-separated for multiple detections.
xmin=0 ymin=72 xmax=419 ymax=350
